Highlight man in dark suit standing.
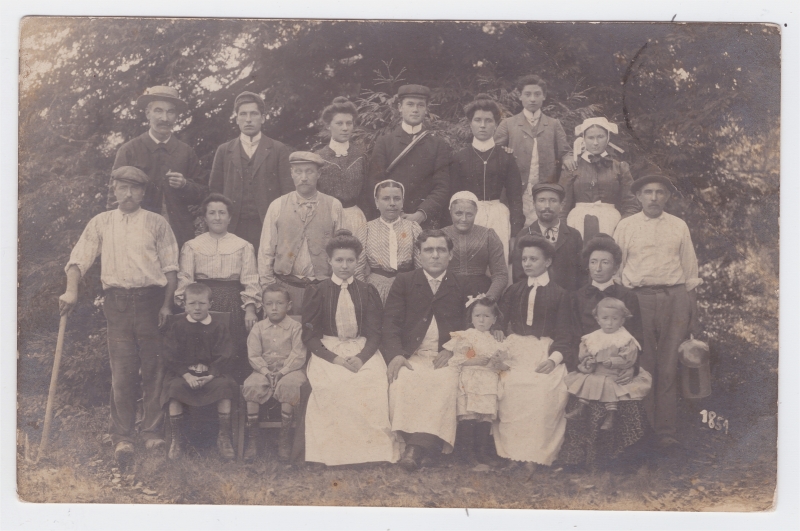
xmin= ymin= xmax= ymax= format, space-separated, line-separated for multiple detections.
xmin=382 ymin=229 xmax=466 ymax=470
xmin=209 ymin=91 xmax=293 ymax=252
xmin=512 ymin=183 xmax=584 ymax=290
xmin=368 ymin=84 xmax=451 ymax=229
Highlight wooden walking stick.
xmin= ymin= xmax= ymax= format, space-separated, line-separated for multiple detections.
xmin=37 ymin=314 xmax=68 ymax=462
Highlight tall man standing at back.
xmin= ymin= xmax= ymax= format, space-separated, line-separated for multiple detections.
xmin=613 ymin=171 xmax=702 ymax=450
xmin=495 ymin=75 xmax=576 ymax=227
xmin=369 ymin=84 xmax=451 ymax=229
xmin=110 ymin=86 xmax=207 ymax=249
xmin=209 ymin=91 xmax=293 ymax=252
xmin=60 ymin=166 xmax=179 ymax=465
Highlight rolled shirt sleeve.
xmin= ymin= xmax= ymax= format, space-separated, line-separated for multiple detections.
xmin=66 ymin=216 xmax=103 ymax=277
xmin=258 ymin=200 xmax=282 ymax=290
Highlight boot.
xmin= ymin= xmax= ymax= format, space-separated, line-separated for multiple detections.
xmin=277 ymin=414 xmax=293 ymax=461
xmin=167 ymin=414 xmax=184 ymax=460
xmin=217 ymin=412 xmax=235 ymax=460
xmin=243 ymin=416 xmax=259 ymax=461
xmin=475 ymin=421 xmax=504 ymax=467
xmin=565 ymin=399 xmax=588 ymax=420
xmin=459 ymin=420 xmax=478 ymax=465
xmin=600 ymin=409 xmax=616 ymax=431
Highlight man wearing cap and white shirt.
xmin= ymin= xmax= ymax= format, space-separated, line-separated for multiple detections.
xmin=60 ymin=166 xmax=180 ymax=464
xmin=110 ymin=86 xmax=207 ymax=248
xmin=209 ymin=91 xmax=293 ymax=252
xmin=613 ymin=170 xmax=703 ymax=450
xmin=258 ymin=151 xmax=343 ymax=315
xmin=512 ymin=182 xmax=584 ymax=290
xmin=368 ymin=84 xmax=451 ymax=229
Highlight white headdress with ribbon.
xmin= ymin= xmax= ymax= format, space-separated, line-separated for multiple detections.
xmin=573 ymin=117 xmax=624 ymax=163
xmin=465 ymin=293 xmax=488 ymax=308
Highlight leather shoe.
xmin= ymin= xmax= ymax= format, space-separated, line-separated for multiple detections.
xmin=399 ymin=444 xmax=423 ymax=471
xmin=114 ymin=441 xmax=135 ymax=466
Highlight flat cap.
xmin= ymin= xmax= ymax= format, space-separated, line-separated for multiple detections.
xmin=397 ymin=84 xmax=431 ymax=100
xmin=136 ymin=86 xmax=187 ymax=112
xmin=111 ymin=166 xmax=149 ymax=186
xmin=234 ymin=91 xmax=266 ymax=113
xmin=289 ymin=151 xmax=326 ymax=166
xmin=530 ymin=182 xmax=565 ymax=200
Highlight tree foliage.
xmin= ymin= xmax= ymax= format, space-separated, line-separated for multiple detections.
xmin=18 ymin=18 xmax=779 ymax=410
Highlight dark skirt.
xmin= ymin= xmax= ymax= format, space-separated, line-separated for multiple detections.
xmin=161 ymin=374 xmax=239 ymax=407
xmin=455 ymin=273 xmax=492 ymax=299
xmin=559 ymin=395 xmax=650 ymax=470
xmin=197 ymin=279 xmax=250 ymax=384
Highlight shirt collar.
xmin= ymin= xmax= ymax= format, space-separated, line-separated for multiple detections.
xmin=114 ymin=207 xmax=143 ymax=220
xmin=266 ymin=316 xmax=291 ymax=329
xmin=423 ymin=269 xmax=446 ymax=283
xmin=641 ymin=211 xmax=666 ymax=222
xmin=331 ymin=274 xmax=354 ymax=287
xmin=522 ymin=108 xmax=541 ymax=125
xmin=186 ymin=313 xmax=213 ymax=325
xmin=592 ymin=279 xmax=616 ymax=291
xmin=538 ymin=220 xmax=560 ymax=233
xmin=472 ymin=137 xmax=496 ymax=152
xmin=401 ymin=122 xmax=423 ymax=135
xmin=379 ymin=216 xmax=400 ymax=227
xmin=148 ymin=129 xmax=171 ymax=145
xmin=581 ymin=150 xmax=609 ymax=163
xmin=329 ymin=139 xmax=350 ymax=156
xmin=240 ymin=131 xmax=262 ymax=146
xmin=293 ymin=191 xmax=319 ymax=204
xmin=527 ymin=270 xmax=550 ymax=287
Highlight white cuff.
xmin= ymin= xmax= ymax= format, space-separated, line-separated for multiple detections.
xmin=548 ymin=351 xmax=563 ymax=365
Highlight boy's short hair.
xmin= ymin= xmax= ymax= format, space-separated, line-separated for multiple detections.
xmin=184 ymin=282 xmax=213 ymax=301
xmin=263 ymin=283 xmax=291 ymax=303
xmin=415 ymin=229 xmax=454 ymax=252
xmin=516 ymin=235 xmax=555 ymax=261
xmin=592 ymin=297 xmax=633 ymax=320
xmin=515 ymin=74 xmax=548 ymax=96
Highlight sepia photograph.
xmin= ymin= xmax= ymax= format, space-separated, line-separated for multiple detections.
xmin=9 ymin=4 xmax=794 ymax=526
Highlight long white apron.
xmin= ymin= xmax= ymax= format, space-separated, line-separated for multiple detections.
xmin=493 ymin=335 xmax=569 ymax=465
xmin=305 ymin=336 xmax=400 ymax=465
xmin=566 ymin=201 xmax=622 ymax=240
xmin=388 ymin=348 xmax=460 ymax=453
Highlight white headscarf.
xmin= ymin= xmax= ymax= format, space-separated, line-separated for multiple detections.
xmin=573 ymin=117 xmax=624 ymax=163
xmin=449 ymin=190 xmax=480 ymax=209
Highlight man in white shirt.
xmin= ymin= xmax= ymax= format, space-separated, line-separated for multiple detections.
xmin=614 ymin=172 xmax=703 ymax=450
xmin=209 ymin=91 xmax=294 ymax=251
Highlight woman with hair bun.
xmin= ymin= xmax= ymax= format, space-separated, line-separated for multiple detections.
xmin=314 ymin=97 xmax=370 ymax=234
xmin=450 ymin=93 xmax=525 ymax=267
xmin=301 ymin=229 xmax=400 ymax=466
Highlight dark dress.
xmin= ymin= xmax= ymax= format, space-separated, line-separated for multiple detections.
xmin=559 ymin=283 xmax=651 ymax=469
xmin=442 ymin=225 xmax=508 ymax=302
xmin=160 ymin=312 xmax=239 ymax=407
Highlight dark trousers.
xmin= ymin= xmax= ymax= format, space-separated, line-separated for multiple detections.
xmin=103 ymin=287 xmax=166 ymax=445
xmin=634 ymin=285 xmax=691 ymax=437
xmin=232 ymin=215 xmax=262 ymax=254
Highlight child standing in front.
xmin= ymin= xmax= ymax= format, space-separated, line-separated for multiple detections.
xmin=494 ymin=75 xmax=575 ymax=226
xmin=241 ymin=284 xmax=308 ymax=461
xmin=444 ymin=296 xmax=509 ymax=466
xmin=564 ymin=297 xmax=651 ymax=430
xmin=161 ymin=283 xmax=240 ymax=460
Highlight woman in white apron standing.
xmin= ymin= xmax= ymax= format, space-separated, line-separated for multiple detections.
xmin=302 ymin=229 xmax=400 ymax=466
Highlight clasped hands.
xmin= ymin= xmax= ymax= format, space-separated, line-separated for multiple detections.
xmin=334 ymin=356 xmax=364 ymax=374
xmin=183 ymin=364 xmax=213 ymax=389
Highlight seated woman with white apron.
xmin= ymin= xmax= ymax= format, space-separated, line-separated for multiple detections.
xmin=302 ymin=229 xmax=400 ymax=466
xmin=558 ymin=117 xmax=640 ymax=241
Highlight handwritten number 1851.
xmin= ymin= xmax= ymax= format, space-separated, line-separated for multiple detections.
xmin=700 ymin=410 xmax=729 ymax=435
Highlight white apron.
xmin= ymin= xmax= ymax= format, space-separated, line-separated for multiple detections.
xmin=566 ymin=201 xmax=622 ymax=240
xmin=341 ymin=205 xmax=367 ymax=235
xmin=493 ymin=335 xmax=569 ymax=465
xmin=388 ymin=348 xmax=460 ymax=453
xmin=305 ymin=336 xmax=400 ymax=465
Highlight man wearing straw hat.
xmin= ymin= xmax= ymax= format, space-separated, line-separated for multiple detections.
xmin=60 ymin=166 xmax=180 ymax=464
xmin=109 ymin=86 xmax=207 ymax=248
xmin=613 ymin=169 xmax=702 ymax=451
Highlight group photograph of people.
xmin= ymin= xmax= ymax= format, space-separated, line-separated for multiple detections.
xmin=16 ymin=17 xmax=780 ymax=513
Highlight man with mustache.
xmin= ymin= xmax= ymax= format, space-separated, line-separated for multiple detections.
xmin=109 ymin=86 xmax=207 ymax=248
xmin=511 ymin=183 xmax=584 ymax=290
xmin=60 ymin=166 xmax=179 ymax=465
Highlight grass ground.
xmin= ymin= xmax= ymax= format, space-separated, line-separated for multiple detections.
xmin=16 ymin=394 xmax=776 ymax=511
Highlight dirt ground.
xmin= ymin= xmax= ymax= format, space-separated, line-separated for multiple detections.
xmin=16 ymin=395 xmax=776 ymax=511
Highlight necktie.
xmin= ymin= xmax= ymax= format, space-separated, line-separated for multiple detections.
xmin=429 ymin=278 xmax=441 ymax=295
xmin=526 ymin=281 xmax=539 ymax=326
xmin=545 ymin=227 xmax=556 ymax=243
xmin=388 ymin=223 xmax=398 ymax=270
xmin=298 ymin=201 xmax=315 ymax=222
xmin=335 ymin=282 xmax=359 ymax=340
